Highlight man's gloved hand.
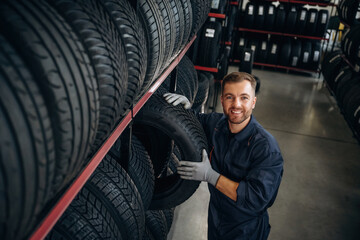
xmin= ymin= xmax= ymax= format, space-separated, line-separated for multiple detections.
xmin=163 ymin=93 xmax=191 ymax=109
xmin=177 ymin=149 xmax=220 ymax=186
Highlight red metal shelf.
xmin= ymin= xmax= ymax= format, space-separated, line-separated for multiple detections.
xmin=266 ymin=0 xmax=336 ymax=6
xmin=29 ymin=35 xmax=197 ymax=240
xmin=194 ymin=65 xmax=219 ymax=73
xmin=229 ymin=1 xmax=239 ymax=5
xmin=208 ymin=12 xmax=226 ymax=19
xmin=238 ymin=27 xmax=328 ymax=40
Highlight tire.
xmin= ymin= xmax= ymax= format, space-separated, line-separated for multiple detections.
xmin=316 ymin=9 xmax=329 ymax=37
xmin=300 ymin=40 xmax=312 ymax=69
xmin=284 ymin=5 xmax=297 ymax=33
xmin=289 ymin=39 xmax=302 ymax=67
xmin=0 ymin=0 xmax=99 ymax=196
xmin=322 ymin=51 xmax=344 ymax=91
xmin=233 ymin=32 xmax=247 ymax=61
xmin=264 ymin=3 xmax=276 ymax=31
xmin=247 ymin=38 xmax=260 ymax=62
xmin=304 ymin=9 xmax=318 ymax=36
xmin=134 ymin=94 xmax=208 ymax=209
xmin=274 ymin=4 xmax=286 ymax=32
xmin=193 ymin=71 xmax=211 ymax=112
xmin=47 ymin=0 xmax=129 ymax=151
xmin=309 ymin=41 xmax=321 ymax=70
xmin=295 ymin=7 xmax=308 ymax=35
xmin=0 ymin=34 xmax=55 ymax=240
xmin=216 ymin=46 xmax=231 ymax=81
xmin=136 ymin=0 xmax=166 ymax=88
xmin=169 ymin=0 xmax=185 ymax=57
xmin=279 ymin=38 xmax=292 ymax=66
xmin=239 ymin=48 xmax=254 ymax=74
xmin=254 ymin=3 xmax=266 ymax=30
xmin=210 ymin=0 xmax=227 ymax=14
xmin=225 ymin=6 xmax=238 ymax=42
xmin=85 ymin=154 xmax=145 ymax=240
xmin=179 ymin=0 xmax=193 ymax=49
xmin=99 ymin=0 xmax=147 ymax=107
xmin=333 ymin=65 xmax=355 ymax=100
xmin=47 ymin=187 xmax=122 ymax=240
xmin=267 ymin=40 xmax=280 ymax=65
xmin=145 ymin=210 xmax=168 ymax=240
xmin=336 ymin=75 xmax=360 ymax=108
xmin=109 ymin=135 xmax=155 ymax=211
xmin=343 ymin=84 xmax=360 ymax=127
xmin=162 ymin=208 xmax=175 ymax=233
xmin=197 ymin=19 xmax=222 ymax=68
xmin=257 ymin=39 xmax=269 ymax=63
xmin=189 ymin=0 xmax=211 ymax=39
xmin=243 ymin=2 xmax=256 ymax=29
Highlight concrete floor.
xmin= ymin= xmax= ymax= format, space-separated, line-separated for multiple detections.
xmin=167 ymin=67 xmax=360 ymax=240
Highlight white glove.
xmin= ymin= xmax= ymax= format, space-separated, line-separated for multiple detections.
xmin=163 ymin=93 xmax=191 ymax=109
xmin=177 ymin=149 xmax=220 ymax=186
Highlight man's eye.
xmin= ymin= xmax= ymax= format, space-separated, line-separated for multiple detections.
xmin=241 ymin=96 xmax=249 ymax=100
xmin=226 ymin=96 xmax=232 ymax=100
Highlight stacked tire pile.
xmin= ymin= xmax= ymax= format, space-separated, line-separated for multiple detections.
xmin=0 ymin=0 xmax=211 ymax=239
xmin=338 ymin=0 xmax=360 ymax=25
xmin=322 ymin=1 xmax=360 ymax=141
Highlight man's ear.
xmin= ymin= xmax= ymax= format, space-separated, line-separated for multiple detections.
xmin=252 ymin=97 xmax=257 ymax=109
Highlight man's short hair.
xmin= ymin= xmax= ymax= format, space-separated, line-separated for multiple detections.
xmin=221 ymin=72 xmax=257 ymax=94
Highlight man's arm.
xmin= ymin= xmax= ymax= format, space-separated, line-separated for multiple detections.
xmin=215 ymin=175 xmax=239 ymax=201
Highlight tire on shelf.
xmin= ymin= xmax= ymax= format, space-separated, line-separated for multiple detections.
xmin=133 ymin=93 xmax=208 ymax=210
xmin=47 ymin=187 xmax=122 ymax=240
xmin=284 ymin=5 xmax=297 ymax=33
xmin=264 ymin=3 xmax=276 ymax=31
xmin=179 ymin=0 xmax=193 ymax=50
xmin=162 ymin=208 xmax=175 ymax=233
xmin=0 ymin=34 xmax=55 ymax=240
xmin=274 ymin=4 xmax=286 ymax=32
xmin=295 ymin=7 xmax=308 ymax=35
xmin=309 ymin=41 xmax=321 ymax=71
xmin=343 ymin=84 xmax=360 ymax=128
xmin=0 ymin=0 xmax=100 ymax=198
xmin=136 ymin=0 xmax=166 ymax=90
xmin=257 ymin=39 xmax=269 ymax=63
xmin=109 ymin=135 xmax=155 ymax=211
xmin=243 ymin=2 xmax=256 ymax=29
xmin=239 ymin=48 xmax=254 ymax=74
xmin=210 ymin=0 xmax=227 ymax=14
xmin=48 ymin=0 xmax=130 ymax=151
xmin=189 ymin=0 xmax=211 ymax=39
xmin=304 ymin=8 xmax=318 ymax=36
xmin=300 ymin=40 xmax=312 ymax=69
xmin=333 ymin=65 xmax=355 ymax=101
xmin=197 ymin=18 xmax=222 ymax=68
xmin=321 ymin=50 xmax=343 ymax=88
xmin=267 ymin=40 xmax=280 ymax=65
xmin=316 ymin=9 xmax=329 ymax=37
xmin=85 ymin=154 xmax=145 ymax=240
xmin=169 ymin=0 xmax=185 ymax=58
xmin=336 ymin=74 xmax=360 ymax=108
xmin=144 ymin=210 xmax=168 ymax=240
xmin=254 ymin=3 xmax=266 ymax=30
xmin=279 ymin=38 xmax=292 ymax=67
xmin=216 ymin=46 xmax=231 ymax=81
xmin=225 ymin=6 xmax=239 ymax=42
xmin=233 ymin=32 xmax=247 ymax=61
xmin=289 ymin=39 xmax=302 ymax=68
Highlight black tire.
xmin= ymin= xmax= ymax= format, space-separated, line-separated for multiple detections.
xmin=243 ymin=2 xmax=256 ymax=29
xmin=197 ymin=19 xmax=222 ymax=68
xmin=225 ymin=6 xmax=238 ymax=42
xmin=210 ymin=0 xmax=227 ymax=14
xmin=279 ymin=38 xmax=292 ymax=66
xmin=233 ymin=32 xmax=247 ymax=61
xmin=284 ymin=5 xmax=297 ymax=33
xmin=155 ymin=0 xmax=176 ymax=69
xmin=109 ymin=135 xmax=155 ymax=211
xmin=189 ymin=0 xmax=211 ymax=39
xmin=47 ymin=0 xmax=129 ymax=151
xmin=178 ymin=55 xmax=199 ymax=103
xmin=267 ymin=40 xmax=280 ymax=65
xmin=322 ymin=51 xmax=344 ymax=91
xmin=289 ymin=39 xmax=302 ymax=67
xmin=0 ymin=0 xmax=99 ymax=196
xmin=343 ymin=84 xmax=360 ymax=127
xmin=264 ymin=3 xmax=276 ymax=31
xmin=309 ymin=41 xmax=321 ymax=70
xmin=254 ymin=3 xmax=266 ymax=29
xmin=336 ymin=75 xmax=360 ymax=108
xmin=333 ymin=65 xmax=355 ymax=100
xmin=257 ymin=39 xmax=269 ymax=63
xmin=179 ymin=0 xmax=193 ymax=49
xmin=0 ymin=35 xmax=55 ymax=240
xmin=300 ymin=40 xmax=312 ymax=69
xmin=134 ymin=94 xmax=208 ymax=209
xmin=99 ymin=0 xmax=147 ymax=108
xmin=162 ymin=208 xmax=175 ymax=233
xmin=85 ymin=154 xmax=145 ymax=240
xmin=145 ymin=210 xmax=168 ymax=240
xmin=239 ymin=48 xmax=254 ymax=74
xmin=295 ymin=7 xmax=308 ymax=35
xmin=247 ymin=38 xmax=260 ymax=62
xmin=274 ymin=4 xmax=286 ymax=32
xmin=169 ymin=0 xmax=185 ymax=58
xmin=305 ymin=9 xmax=318 ymax=36
xmin=136 ymin=0 xmax=166 ymax=88
xmin=47 ymin=187 xmax=122 ymax=240
xmin=216 ymin=46 xmax=231 ymax=81
xmin=316 ymin=9 xmax=329 ymax=37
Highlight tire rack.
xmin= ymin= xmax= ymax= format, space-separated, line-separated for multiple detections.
xmin=29 ymin=36 xmax=196 ymax=240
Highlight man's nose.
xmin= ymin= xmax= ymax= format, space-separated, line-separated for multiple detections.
xmin=233 ymin=97 xmax=241 ymax=107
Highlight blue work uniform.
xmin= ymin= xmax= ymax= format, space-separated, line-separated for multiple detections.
xmin=197 ymin=112 xmax=283 ymax=240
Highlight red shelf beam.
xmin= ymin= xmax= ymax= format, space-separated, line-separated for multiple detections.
xmin=266 ymin=0 xmax=337 ymax=6
xmin=252 ymin=62 xmax=319 ymax=73
xmin=208 ymin=12 xmax=226 ymax=19
xmin=238 ymin=27 xmax=328 ymax=40
xmin=29 ymin=35 xmax=197 ymax=240
xmin=194 ymin=65 xmax=219 ymax=73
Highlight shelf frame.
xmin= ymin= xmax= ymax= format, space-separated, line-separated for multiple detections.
xmin=29 ymin=35 xmax=196 ymax=240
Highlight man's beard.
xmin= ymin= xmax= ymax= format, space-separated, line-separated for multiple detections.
xmin=224 ymin=109 xmax=252 ymax=125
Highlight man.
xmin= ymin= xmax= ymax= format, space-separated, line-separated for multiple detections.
xmin=163 ymin=72 xmax=283 ymax=240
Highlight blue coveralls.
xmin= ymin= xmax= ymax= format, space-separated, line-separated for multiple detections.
xmin=197 ymin=113 xmax=284 ymax=240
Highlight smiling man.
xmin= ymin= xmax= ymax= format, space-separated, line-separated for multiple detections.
xmin=164 ymin=72 xmax=283 ymax=240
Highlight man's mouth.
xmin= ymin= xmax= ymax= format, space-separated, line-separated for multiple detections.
xmin=230 ymin=109 xmax=242 ymax=114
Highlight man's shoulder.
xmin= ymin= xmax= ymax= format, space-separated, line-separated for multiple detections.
xmin=252 ymin=120 xmax=281 ymax=153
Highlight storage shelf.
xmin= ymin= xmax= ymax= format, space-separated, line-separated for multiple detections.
xmin=208 ymin=12 xmax=226 ymax=19
xmin=266 ymin=0 xmax=337 ymax=7
xmin=238 ymin=27 xmax=328 ymax=40
xmin=29 ymin=36 xmax=197 ymax=240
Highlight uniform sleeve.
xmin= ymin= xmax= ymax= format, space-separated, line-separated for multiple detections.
xmin=235 ymin=141 xmax=283 ymax=213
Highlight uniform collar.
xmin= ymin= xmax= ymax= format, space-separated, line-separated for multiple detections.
xmin=215 ymin=115 xmax=256 ymax=142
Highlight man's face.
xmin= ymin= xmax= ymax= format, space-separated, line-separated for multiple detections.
xmin=221 ymin=80 xmax=257 ymax=130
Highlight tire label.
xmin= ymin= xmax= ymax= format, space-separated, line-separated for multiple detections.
xmin=303 ymin=52 xmax=309 ymax=63
xmin=291 ymin=6 xmax=296 ymax=12
xmin=310 ymin=13 xmax=316 ymax=23
xmin=321 ymin=13 xmax=327 ymax=24
xmin=258 ymin=6 xmax=264 ymax=15
xmin=300 ymin=11 xmax=306 ymax=21
xmin=354 ymin=105 xmax=360 ymax=119
xmin=244 ymin=52 xmax=251 ymax=61
xmin=313 ymin=51 xmax=320 ymax=62
xmin=271 ymin=44 xmax=277 ymax=54
xmin=248 ymin=6 xmax=254 ymax=15
xmin=356 ymin=11 xmax=360 ymax=19
xmin=251 ymin=45 xmax=256 ymax=52
xmin=268 ymin=6 xmax=274 ymax=15
xmin=261 ymin=41 xmax=267 ymax=50
xmin=211 ymin=0 xmax=220 ymax=9
xmin=291 ymin=56 xmax=298 ymax=66
xmin=205 ymin=28 xmax=215 ymax=38
xmin=239 ymin=38 xmax=245 ymax=46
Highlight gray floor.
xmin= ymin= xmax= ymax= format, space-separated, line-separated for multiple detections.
xmin=167 ymin=67 xmax=360 ymax=240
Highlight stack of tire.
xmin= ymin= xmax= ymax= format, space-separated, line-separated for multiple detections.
xmin=233 ymin=34 xmax=321 ymax=70
xmin=338 ymin=0 xmax=360 ymax=25
xmin=0 ymin=0 xmax=211 ymax=239
xmin=322 ymin=25 xmax=360 ymax=141
xmin=240 ymin=1 xmax=330 ymax=37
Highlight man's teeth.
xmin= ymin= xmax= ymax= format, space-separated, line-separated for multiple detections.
xmin=231 ymin=110 xmax=241 ymax=113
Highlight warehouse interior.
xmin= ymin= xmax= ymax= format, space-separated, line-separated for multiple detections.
xmin=168 ymin=67 xmax=360 ymax=240
xmin=1 ymin=0 xmax=360 ymax=239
